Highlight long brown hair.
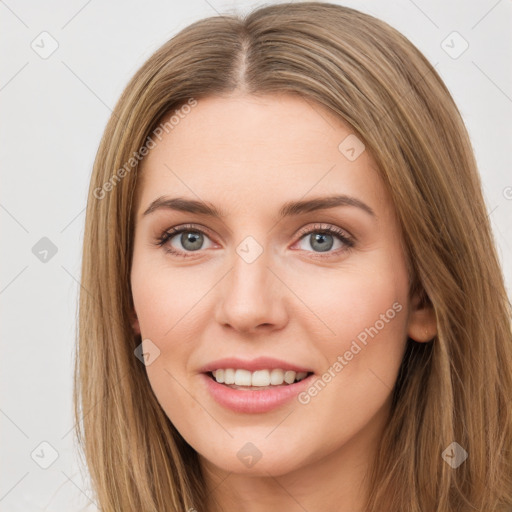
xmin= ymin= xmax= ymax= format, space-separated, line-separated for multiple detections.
xmin=75 ymin=2 xmax=512 ymax=510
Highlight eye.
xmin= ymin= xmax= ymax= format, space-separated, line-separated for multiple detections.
xmin=155 ymin=222 xmax=355 ymax=259
xmin=293 ymin=223 xmax=355 ymax=258
xmin=156 ymin=224 xmax=214 ymax=258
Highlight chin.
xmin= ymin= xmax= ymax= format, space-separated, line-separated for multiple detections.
xmin=208 ymin=452 xmax=303 ymax=477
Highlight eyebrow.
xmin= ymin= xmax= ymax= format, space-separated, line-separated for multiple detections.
xmin=142 ymin=194 xmax=375 ymax=219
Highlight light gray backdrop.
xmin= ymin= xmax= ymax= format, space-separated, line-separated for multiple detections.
xmin=1 ymin=0 xmax=511 ymax=510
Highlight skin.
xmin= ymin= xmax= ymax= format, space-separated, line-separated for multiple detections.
xmin=130 ymin=93 xmax=437 ymax=512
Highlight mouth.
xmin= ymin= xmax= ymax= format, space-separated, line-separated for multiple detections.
xmin=206 ymin=368 xmax=314 ymax=390
xmin=201 ymin=368 xmax=315 ymax=414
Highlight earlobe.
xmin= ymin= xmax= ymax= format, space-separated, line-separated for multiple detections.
xmin=130 ymin=307 xmax=141 ymax=335
xmin=407 ymin=291 xmax=437 ymax=343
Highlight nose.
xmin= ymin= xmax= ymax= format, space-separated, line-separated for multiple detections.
xmin=214 ymin=245 xmax=289 ymax=334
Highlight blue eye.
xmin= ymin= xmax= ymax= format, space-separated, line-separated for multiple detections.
xmin=156 ymin=225 xmax=213 ymax=257
xmin=299 ymin=231 xmax=344 ymax=252
xmin=294 ymin=223 xmax=355 ymax=257
xmin=156 ymin=223 xmax=355 ymax=259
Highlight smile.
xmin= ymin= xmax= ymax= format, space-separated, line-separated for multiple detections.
xmin=210 ymin=368 xmax=311 ymax=387
xmin=202 ymin=370 xmax=315 ymax=414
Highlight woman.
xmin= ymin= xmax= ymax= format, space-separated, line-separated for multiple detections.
xmin=75 ymin=2 xmax=512 ymax=511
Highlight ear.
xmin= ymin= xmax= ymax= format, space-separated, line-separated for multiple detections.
xmin=130 ymin=306 xmax=141 ymax=336
xmin=407 ymin=289 xmax=437 ymax=343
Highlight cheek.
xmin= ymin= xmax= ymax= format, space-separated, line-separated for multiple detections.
xmin=291 ymin=248 xmax=410 ymax=404
xmin=289 ymin=248 xmax=409 ymax=347
xmin=130 ymin=248 xmax=205 ymax=340
xmin=131 ymin=270 xmax=202 ymax=388
xmin=331 ymin=270 xmax=408 ymax=349
xmin=294 ymin=257 xmax=410 ymax=433
xmin=130 ymin=255 xmax=210 ymax=429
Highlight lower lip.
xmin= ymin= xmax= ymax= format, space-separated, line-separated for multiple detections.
xmin=201 ymin=372 xmax=314 ymax=414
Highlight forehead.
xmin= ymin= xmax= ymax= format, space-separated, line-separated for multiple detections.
xmin=136 ymin=94 xmax=390 ymax=220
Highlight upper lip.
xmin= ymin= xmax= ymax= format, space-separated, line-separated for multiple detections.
xmin=199 ymin=357 xmax=313 ymax=374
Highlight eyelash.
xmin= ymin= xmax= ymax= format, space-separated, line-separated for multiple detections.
xmin=155 ymin=223 xmax=355 ymax=259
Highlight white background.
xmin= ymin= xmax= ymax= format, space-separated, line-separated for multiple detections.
xmin=1 ymin=0 xmax=511 ymax=510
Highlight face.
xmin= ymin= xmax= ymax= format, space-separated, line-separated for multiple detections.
xmin=130 ymin=93 xmax=434 ymax=479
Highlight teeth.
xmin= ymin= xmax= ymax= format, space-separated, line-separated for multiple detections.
xmin=235 ymin=369 xmax=252 ymax=386
xmin=284 ymin=370 xmax=296 ymax=384
xmin=224 ymin=368 xmax=235 ymax=385
xmin=270 ymin=368 xmax=284 ymax=385
xmin=211 ymin=369 xmax=310 ymax=386
xmin=213 ymin=369 xmax=224 ymax=383
xmin=252 ymin=370 xmax=270 ymax=386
